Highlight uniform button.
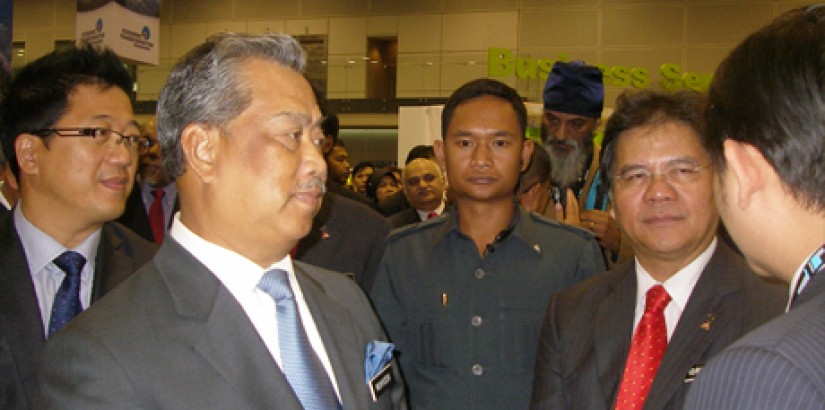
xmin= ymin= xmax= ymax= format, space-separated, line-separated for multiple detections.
xmin=472 ymin=364 xmax=484 ymax=376
xmin=471 ymin=315 xmax=483 ymax=327
xmin=474 ymin=268 xmax=486 ymax=279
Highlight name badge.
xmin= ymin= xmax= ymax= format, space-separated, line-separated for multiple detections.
xmin=368 ymin=362 xmax=395 ymax=402
xmin=684 ymin=365 xmax=704 ymax=383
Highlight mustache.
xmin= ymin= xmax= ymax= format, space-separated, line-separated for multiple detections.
xmin=545 ymin=138 xmax=578 ymax=149
xmin=295 ymin=177 xmax=327 ymax=194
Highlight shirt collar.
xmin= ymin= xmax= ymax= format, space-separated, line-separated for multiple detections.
xmin=433 ymin=203 xmax=540 ymax=255
xmin=416 ymin=201 xmax=446 ymax=221
xmin=14 ymin=203 xmax=101 ymax=274
xmin=168 ymin=214 xmax=293 ymax=298
xmin=635 ymin=237 xmax=718 ymax=312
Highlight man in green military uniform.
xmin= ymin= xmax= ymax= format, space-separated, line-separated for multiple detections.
xmin=371 ymin=79 xmax=605 ymax=409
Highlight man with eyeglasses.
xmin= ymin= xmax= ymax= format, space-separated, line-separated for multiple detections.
xmin=0 ymin=45 xmax=157 ymax=409
xmin=530 ymin=90 xmax=786 ymax=410
xmin=389 ymin=158 xmax=446 ymax=229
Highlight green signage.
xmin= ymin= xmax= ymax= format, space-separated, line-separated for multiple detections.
xmin=487 ymin=48 xmax=712 ymax=92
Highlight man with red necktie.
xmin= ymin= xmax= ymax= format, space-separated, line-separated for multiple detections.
xmin=530 ymin=89 xmax=786 ymax=410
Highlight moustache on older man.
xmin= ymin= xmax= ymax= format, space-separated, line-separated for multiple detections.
xmin=295 ymin=177 xmax=327 ymax=195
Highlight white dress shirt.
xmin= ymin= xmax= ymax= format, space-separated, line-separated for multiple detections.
xmin=14 ymin=204 xmax=100 ymax=336
xmin=168 ymin=214 xmax=341 ymax=399
xmin=416 ymin=200 xmax=446 ymax=221
xmin=633 ymin=237 xmax=718 ymax=341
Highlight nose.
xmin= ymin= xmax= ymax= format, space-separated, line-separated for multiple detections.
xmin=643 ymin=173 xmax=677 ymax=203
xmin=301 ymin=137 xmax=327 ymax=179
xmin=470 ymin=143 xmax=492 ymax=168
xmin=105 ymin=138 xmax=135 ymax=167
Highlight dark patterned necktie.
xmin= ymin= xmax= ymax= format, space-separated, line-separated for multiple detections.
xmin=258 ymin=269 xmax=341 ymax=410
xmin=149 ymin=188 xmax=165 ymax=244
xmin=48 ymin=251 xmax=86 ymax=337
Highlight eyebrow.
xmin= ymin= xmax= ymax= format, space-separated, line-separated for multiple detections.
xmin=618 ymin=156 xmax=702 ymax=171
xmin=89 ymin=114 xmax=140 ymax=130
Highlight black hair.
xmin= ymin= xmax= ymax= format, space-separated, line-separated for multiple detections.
xmin=1 ymin=44 xmax=132 ymax=179
xmin=441 ymin=78 xmax=527 ymax=139
xmin=405 ymin=145 xmax=435 ymax=164
xmin=600 ymin=89 xmax=707 ymax=191
xmin=706 ymin=5 xmax=825 ymax=212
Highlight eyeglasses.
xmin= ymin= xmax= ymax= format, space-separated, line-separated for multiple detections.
xmin=30 ymin=127 xmax=155 ymax=155
xmin=612 ymin=162 xmax=711 ymax=190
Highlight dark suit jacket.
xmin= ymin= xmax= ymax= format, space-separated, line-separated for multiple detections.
xmin=38 ymin=239 xmax=407 ymax=409
xmin=389 ymin=208 xmax=421 ymax=229
xmin=116 ymin=184 xmax=179 ymax=243
xmin=685 ymin=263 xmax=825 ymax=410
xmin=296 ymin=192 xmax=392 ymax=293
xmin=327 ymin=180 xmax=377 ymax=211
xmin=376 ymin=190 xmax=409 ymax=217
xmin=530 ymin=242 xmax=787 ymax=410
xmin=0 ymin=214 xmax=156 ymax=410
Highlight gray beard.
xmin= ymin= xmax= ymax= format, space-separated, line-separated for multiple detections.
xmin=545 ymin=139 xmax=589 ymax=189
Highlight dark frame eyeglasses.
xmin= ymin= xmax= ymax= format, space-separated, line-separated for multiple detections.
xmin=29 ymin=127 xmax=155 ymax=155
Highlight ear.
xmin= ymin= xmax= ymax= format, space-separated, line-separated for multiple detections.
xmin=722 ymin=139 xmax=771 ymax=210
xmin=520 ymin=139 xmax=535 ymax=172
xmin=180 ymin=124 xmax=219 ymax=183
xmin=14 ymin=133 xmax=41 ymax=176
xmin=433 ymin=139 xmax=446 ymax=169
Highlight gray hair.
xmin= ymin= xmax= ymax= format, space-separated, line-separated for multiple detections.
xmin=157 ymin=33 xmax=307 ymax=177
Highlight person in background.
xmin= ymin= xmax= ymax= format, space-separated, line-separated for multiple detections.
xmin=322 ymin=119 xmax=375 ymax=209
xmin=531 ymin=90 xmax=785 ymax=410
xmin=326 ymin=139 xmax=352 ymax=188
xmin=366 ymin=167 xmax=402 ymax=205
xmin=371 ymin=78 xmax=604 ymax=410
xmin=542 ymin=61 xmax=627 ymax=265
xmin=350 ymin=161 xmax=374 ymax=196
xmin=117 ymin=116 xmax=179 ymax=243
xmin=0 ymin=44 xmax=156 ymax=410
xmin=38 ymin=33 xmax=406 ymax=409
xmin=686 ymin=6 xmax=825 ymax=409
xmin=389 ymin=157 xmax=446 ymax=228
xmin=377 ymin=145 xmax=436 ymax=216
xmin=518 ymin=145 xmax=552 ymax=214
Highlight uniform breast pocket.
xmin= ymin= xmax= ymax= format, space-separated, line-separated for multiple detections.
xmin=408 ymin=307 xmax=452 ymax=369
xmin=499 ymin=301 xmax=546 ymax=372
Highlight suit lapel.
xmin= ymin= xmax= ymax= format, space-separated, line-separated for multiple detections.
xmin=295 ymin=264 xmax=367 ymax=410
xmin=92 ymin=223 xmax=129 ymax=301
xmin=644 ymin=243 xmax=743 ymax=409
xmin=0 ymin=216 xmax=46 ymax=404
xmin=156 ymin=241 xmax=303 ymax=409
xmin=594 ymin=264 xmax=636 ymax=407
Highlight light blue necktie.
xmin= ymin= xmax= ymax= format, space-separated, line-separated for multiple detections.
xmin=258 ymin=269 xmax=341 ymax=410
xmin=48 ymin=251 xmax=86 ymax=337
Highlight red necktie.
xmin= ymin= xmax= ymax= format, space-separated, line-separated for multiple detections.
xmin=615 ymin=285 xmax=671 ymax=410
xmin=426 ymin=211 xmax=438 ymax=220
xmin=149 ymin=189 xmax=165 ymax=244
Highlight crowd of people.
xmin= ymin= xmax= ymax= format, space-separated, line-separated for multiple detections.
xmin=0 ymin=5 xmax=823 ymax=410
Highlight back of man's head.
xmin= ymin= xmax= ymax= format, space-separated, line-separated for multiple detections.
xmin=706 ymin=5 xmax=825 ymax=213
xmin=0 ymin=45 xmax=132 ymax=179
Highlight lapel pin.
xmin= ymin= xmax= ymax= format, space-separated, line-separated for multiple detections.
xmin=533 ymin=244 xmax=541 ymax=253
xmin=700 ymin=313 xmax=715 ymax=331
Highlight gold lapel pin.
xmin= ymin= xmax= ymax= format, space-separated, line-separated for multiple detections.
xmin=700 ymin=314 xmax=715 ymax=331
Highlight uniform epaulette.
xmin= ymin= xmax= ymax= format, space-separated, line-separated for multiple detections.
xmin=527 ymin=211 xmax=596 ymax=240
xmin=386 ymin=214 xmax=447 ymax=242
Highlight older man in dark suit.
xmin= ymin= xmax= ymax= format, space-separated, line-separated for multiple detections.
xmin=0 ymin=46 xmax=156 ymax=410
xmin=38 ymin=33 xmax=406 ymax=410
xmin=530 ymin=90 xmax=786 ymax=410
xmin=686 ymin=6 xmax=825 ymax=409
